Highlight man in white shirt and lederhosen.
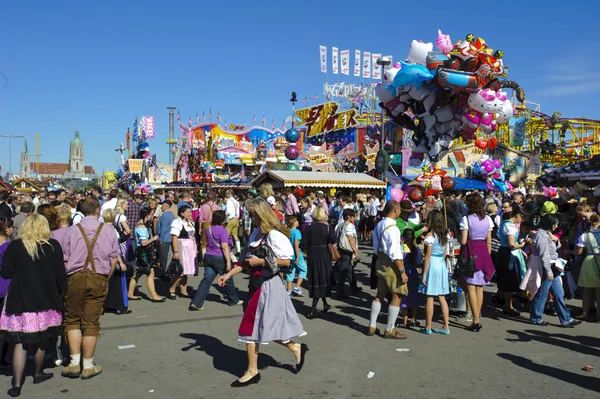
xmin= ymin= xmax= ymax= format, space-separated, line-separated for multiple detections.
xmin=367 ymin=200 xmax=408 ymax=339
xmin=225 ymin=190 xmax=241 ymax=255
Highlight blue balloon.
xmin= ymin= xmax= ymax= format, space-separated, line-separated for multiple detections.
xmin=285 ymin=128 xmax=300 ymax=143
xmin=391 ymin=61 xmax=435 ymax=89
xmin=386 ymin=185 xmax=393 ymax=201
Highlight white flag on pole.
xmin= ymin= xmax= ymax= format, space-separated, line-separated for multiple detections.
xmin=340 ymin=50 xmax=350 ymax=75
xmin=319 ymin=45 xmax=327 ymax=73
xmin=362 ymin=51 xmax=371 ymax=79
xmin=353 ymin=50 xmax=361 ymax=77
xmin=372 ymin=53 xmax=382 ymax=79
xmin=332 ymin=47 xmax=339 ymax=74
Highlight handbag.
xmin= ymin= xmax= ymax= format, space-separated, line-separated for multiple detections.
xmin=490 ymin=216 xmax=501 ymax=254
xmin=454 ymin=215 xmax=476 ymax=279
xmin=166 ymin=258 xmax=183 ymax=276
xmin=328 ymin=225 xmax=341 ymax=262
xmin=114 ymin=214 xmax=129 ymax=243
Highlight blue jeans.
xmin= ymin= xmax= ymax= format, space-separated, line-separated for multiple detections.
xmin=530 ymin=276 xmax=573 ymax=326
xmin=191 ymin=254 xmax=239 ymax=307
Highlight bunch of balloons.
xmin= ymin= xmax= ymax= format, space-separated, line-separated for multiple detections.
xmin=403 ymin=164 xmax=456 ymax=200
xmin=375 ymin=30 xmax=524 ymax=163
xmin=471 ymin=155 xmax=509 ymax=192
xmin=284 ymin=128 xmax=300 ymax=161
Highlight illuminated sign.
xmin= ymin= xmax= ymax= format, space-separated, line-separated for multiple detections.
xmin=295 ymin=102 xmax=358 ymax=137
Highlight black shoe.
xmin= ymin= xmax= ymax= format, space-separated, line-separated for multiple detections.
xmin=8 ymin=377 xmax=21 ymax=397
xmin=115 ymin=310 xmax=132 ymax=315
xmin=127 ymin=297 xmax=142 ymax=301
xmin=150 ymin=298 xmax=166 ymax=303
xmin=230 ymin=373 xmax=261 ymax=387
xmin=465 ymin=323 xmax=482 ymax=332
xmin=33 ymin=372 xmax=54 ymax=384
xmin=295 ymin=344 xmax=309 ymax=374
xmin=167 ymin=293 xmax=177 ymax=300
xmin=563 ymin=319 xmax=583 ymax=328
xmin=323 ymin=304 xmax=331 ymax=313
xmin=306 ymin=313 xmax=318 ymax=320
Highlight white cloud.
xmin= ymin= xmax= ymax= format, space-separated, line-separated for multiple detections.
xmin=535 ymin=81 xmax=600 ymax=96
xmin=537 ymin=52 xmax=598 ymax=95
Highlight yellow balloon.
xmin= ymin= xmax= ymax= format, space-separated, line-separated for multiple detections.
xmin=330 ymin=188 xmax=337 ymax=196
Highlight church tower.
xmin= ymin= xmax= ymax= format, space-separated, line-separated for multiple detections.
xmin=20 ymin=138 xmax=30 ymax=178
xmin=69 ymin=128 xmax=84 ymax=176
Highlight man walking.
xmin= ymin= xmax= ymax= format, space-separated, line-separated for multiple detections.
xmin=367 ymin=200 xmax=408 ymax=339
xmin=198 ymin=193 xmax=220 ymax=257
xmin=284 ymin=187 xmax=300 ymax=218
xmin=225 ymin=190 xmax=241 ymax=254
xmin=61 ymin=198 xmax=120 ymax=379
xmin=11 ymin=201 xmax=35 ymax=239
xmin=335 ymin=208 xmax=361 ymax=298
xmin=157 ymin=200 xmax=176 ymax=275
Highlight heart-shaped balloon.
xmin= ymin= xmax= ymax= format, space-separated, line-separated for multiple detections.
xmin=475 ymin=138 xmax=489 ymax=150
xmin=489 ymin=137 xmax=498 ymax=150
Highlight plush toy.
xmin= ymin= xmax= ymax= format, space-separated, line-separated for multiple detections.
xmin=407 ymin=40 xmax=434 ymax=66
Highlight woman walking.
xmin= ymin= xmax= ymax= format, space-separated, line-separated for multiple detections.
xmin=458 ymin=193 xmax=496 ymax=332
xmin=218 ymin=198 xmax=307 ymax=387
xmin=103 ymin=209 xmax=130 ymax=314
xmin=130 ymin=207 xmax=166 ymax=303
xmin=170 ymin=205 xmax=197 ymax=299
xmin=419 ymin=210 xmax=450 ymax=335
xmin=0 ymin=215 xmax=67 ymax=397
xmin=496 ymin=207 xmax=530 ymax=315
xmin=521 ymin=214 xmax=580 ymax=327
xmin=301 ymin=206 xmax=333 ymax=318
xmin=190 ymin=210 xmax=242 ymax=310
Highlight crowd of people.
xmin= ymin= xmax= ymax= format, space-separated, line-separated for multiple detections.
xmin=0 ymin=180 xmax=598 ymax=392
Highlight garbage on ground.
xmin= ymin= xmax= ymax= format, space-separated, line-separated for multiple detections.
xmin=367 ymin=371 xmax=375 ymax=379
xmin=118 ymin=344 xmax=136 ymax=350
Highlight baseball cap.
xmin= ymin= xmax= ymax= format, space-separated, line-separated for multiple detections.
xmin=160 ymin=199 xmax=173 ymax=207
xmin=267 ymin=196 xmax=276 ymax=206
xmin=414 ymin=201 xmax=424 ymax=206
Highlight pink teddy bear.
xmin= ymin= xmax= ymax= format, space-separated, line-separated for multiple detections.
xmin=436 ymin=29 xmax=453 ymax=54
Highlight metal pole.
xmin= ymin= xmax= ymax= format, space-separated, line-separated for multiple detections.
xmin=0 ymin=134 xmax=25 ymax=179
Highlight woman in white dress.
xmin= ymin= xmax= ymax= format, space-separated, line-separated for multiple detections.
xmin=170 ymin=205 xmax=197 ymax=299
xmin=218 ymin=198 xmax=307 ymax=387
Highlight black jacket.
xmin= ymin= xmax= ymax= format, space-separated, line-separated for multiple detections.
xmin=0 ymin=239 xmax=67 ymax=315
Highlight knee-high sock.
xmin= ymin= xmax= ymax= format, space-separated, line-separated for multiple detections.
xmin=387 ymin=305 xmax=400 ymax=331
xmin=369 ymin=301 xmax=382 ymax=328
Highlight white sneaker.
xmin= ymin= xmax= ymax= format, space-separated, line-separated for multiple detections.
xmin=292 ymin=287 xmax=304 ymax=297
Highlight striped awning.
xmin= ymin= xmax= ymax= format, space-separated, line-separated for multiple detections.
xmin=537 ymin=155 xmax=600 ymax=187
xmin=251 ymin=170 xmax=385 ymax=189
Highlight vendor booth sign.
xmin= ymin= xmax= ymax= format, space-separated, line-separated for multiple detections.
xmin=295 ymin=102 xmax=358 ymax=137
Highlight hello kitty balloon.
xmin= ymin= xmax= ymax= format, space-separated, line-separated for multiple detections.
xmin=407 ymin=40 xmax=433 ymax=65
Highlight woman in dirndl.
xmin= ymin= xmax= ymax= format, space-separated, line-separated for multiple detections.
xmin=103 ymin=202 xmax=132 ymax=314
xmin=0 ymin=215 xmax=66 ymax=397
xmin=218 ymin=198 xmax=308 ymax=387
xmin=569 ymin=213 xmax=600 ymax=321
xmin=170 ymin=205 xmax=197 ymax=299
xmin=459 ymin=193 xmax=496 ymax=332
xmin=496 ymin=207 xmax=530 ymax=316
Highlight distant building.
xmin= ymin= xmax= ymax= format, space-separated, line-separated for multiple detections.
xmin=19 ymin=128 xmax=98 ymax=183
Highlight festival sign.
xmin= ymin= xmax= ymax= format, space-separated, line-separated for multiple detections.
xmin=128 ymin=159 xmax=143 ymax=173
xmin=340 ymin=49 xmax=350 ymax=75
xmin=295 ymin=102 xmax=358 ymax=137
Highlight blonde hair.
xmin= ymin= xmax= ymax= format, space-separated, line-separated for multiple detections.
xmin=259 ymin=183 xmax=274 ymax=199
xmin=115 ymin=199 xmax=128 ymax=214
xmin=312 ymin=205 xmax=328 ymax=222
xmin=102 ymin=209 xmax=116 ymax=224
xmin=56 ymin=205 xmax=72 ymax=226
xmin=147 ymin=198 xmax=157 ymax=208
xmin=20 ymin=214 xmax=50 ymax=260
xmin=245 ymin=198 xmax=290 ymax=238
xmin=486 ymin=203 xmax=498 ymax=216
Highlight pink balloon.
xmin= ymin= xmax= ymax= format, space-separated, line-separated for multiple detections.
xmin=493 ymin=159 xmax=502 ymax=169
xmin=391 ymin=187 xmax=403 ymax=202
xmin=483 ymin=161 xmax=494 ymax=173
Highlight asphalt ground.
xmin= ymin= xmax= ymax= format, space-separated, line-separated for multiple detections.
xmin=3 ymin=244 xmax=599 ymax=399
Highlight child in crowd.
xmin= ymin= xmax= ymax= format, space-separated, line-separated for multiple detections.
xmin=400 ymin=229 xmax=423 ymax=328
xmin=285 ymin=217 xmax=307 ymax=297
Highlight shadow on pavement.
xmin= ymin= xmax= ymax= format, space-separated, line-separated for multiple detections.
xmin=505 ymin=329 xmax=600 ymax=358
xmin=180 ymin=333 xmax=296 ymax=377
xmin=497 ymin=353 xmax=600 ymax=394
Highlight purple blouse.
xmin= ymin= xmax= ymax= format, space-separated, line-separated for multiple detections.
xmin=0 ymin=241 xmax=12 ymax=298
xmin=204 ymin=225 xmax=232 ymax=257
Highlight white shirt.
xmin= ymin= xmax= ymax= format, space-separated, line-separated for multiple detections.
xmin=100 ymin=198 xmax=118 ymax=215
xmin=246 ymin=229 xmax=293 ymax=260
xmin=369 ymin=198 xmax=380 ymax=217
xmin=502 ymin=222 xmax=518 ymax=237
xmin=576 ymin=229 xmax=600 ymax=248
xmin=336 ymin=221 xmax=357 ymax=237
xmin=338 ymin=204 xmax=354 ymax=225
xmin=460 ymin=215 xmax=494 ymax=231
xmin=170 ymin=218 xmax=195 ymax=237
xmin=226 ymin=197 xmax=240 ymax=220
xmin=408 ymin=212 xmax=421 ymax=225
xmin=372 ymin=217 xmax=403 ymax=261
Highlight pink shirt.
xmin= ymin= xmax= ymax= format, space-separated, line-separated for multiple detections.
xmin=63 ymin=216 xmax=120 ymax=276
xmin=51 ymin=227 xmax=70 ymax=259
xmin=198 ymin=202 xmax=220 ymax=223
xmin=284 ymin=194 xmax=300 ymax=216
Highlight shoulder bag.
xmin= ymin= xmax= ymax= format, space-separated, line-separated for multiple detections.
xmin=337 ymin=222 xmax=353 ymax=253
xmin=454 ymin=215 xmax=476 ymax=279
xmin=328 ymin=225 xmax=341 ymax=262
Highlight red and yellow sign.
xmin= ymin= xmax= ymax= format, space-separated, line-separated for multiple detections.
xmin=295 ymin=102 xmax=358 ymax=137
xmin=128 ymin=159 xmax=143 ymax=173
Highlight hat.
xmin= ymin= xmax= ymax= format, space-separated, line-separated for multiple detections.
xmin=414 ymin=201 xmax=424 ymax=207
xmin=266 ymin=196 xmax=276 ymax=206
xmin=160 ymin=199 xmax=173 ymax=207
xmin=540 ymin=201 xmax=558 ymax=217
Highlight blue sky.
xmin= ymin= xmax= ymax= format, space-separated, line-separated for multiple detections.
xmin=1 ymin=1 xmax=598 ymax=177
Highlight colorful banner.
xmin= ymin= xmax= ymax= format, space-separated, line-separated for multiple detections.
xmin=128 ymin=159 xmax=143 ymax=173
xmin=332 ymin=47 xmax=339 ymax=75
xmin=142 ymin=116 xmax=155 ymax=139
xmin=340 ymin=50 xmax=349 ymax=75
xmin=354 ymin=50 xmax=361 ymax=77
xmin=319 ymin=45 xmax=327 ymax=73
xmin=371 ymin=53 xmax=382 ymax=80
xmin=362 ymin=51 xmax=371 ymax=79
xmin=295 ymin=102 xmax=358 ymax=137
